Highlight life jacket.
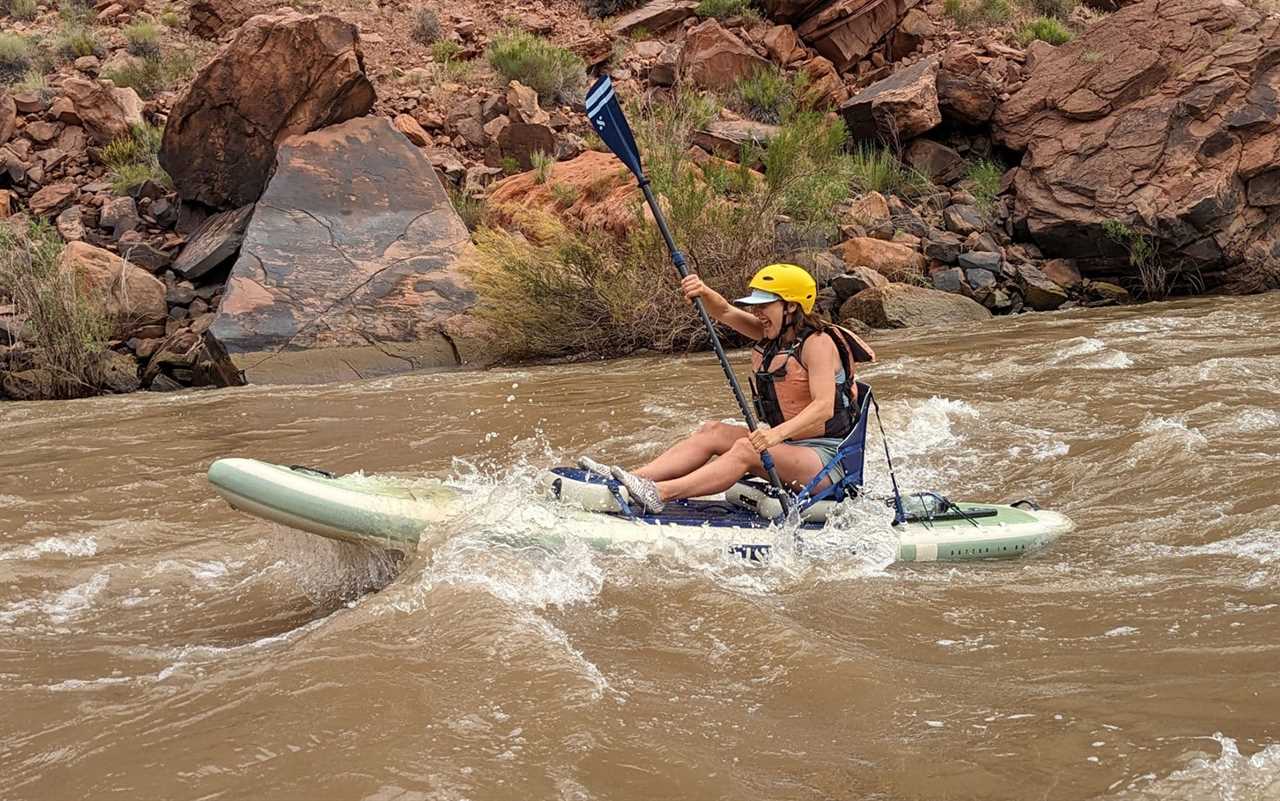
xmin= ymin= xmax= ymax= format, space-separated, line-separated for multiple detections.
xmin=749 ymin=323 xmax=867 ymax=440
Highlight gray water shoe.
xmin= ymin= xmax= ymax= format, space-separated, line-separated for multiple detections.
xmin=577 ymin=456 xmax=612 ymax=479
xmin=609 ymin=466 xmax=665 ymax=514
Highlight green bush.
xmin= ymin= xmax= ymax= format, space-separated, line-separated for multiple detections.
xmin=1103 ymin=219 xmax=1166 ymax=298
xmin=530 ymin=150 xmax=555 ymax=184
xmin=58 ymin=0 xmax=93 ymax=24
xmin=1027 ymin=0 xmax=1075 ymax=18
xmin=10 ymin=0 xmax=39 ymax=21
xmin=159 ymin=7 xmax=182 ymax=27
xmin=694 ymin=0 xmax=758 ymax=20
xmin=0 ymin=218 xmax=111 ymax=399
xmin=100 ymin=123 xmax=171 ymax=195
xmin=550 ymin=182 xmax=580 ymax=207
xmin=102 ymin=50 xmax=195 ymax=98
xmin=55 ymin=24 xmax=102 ymax=61
xmin=964 ymin=159 xmax=1004 ymax=212
xmin=1017 ymin=17 xmax=1073 ymax=46
xmin=486 ymin=30 xmax=585 ymax=104
xmin=411 ymin=6 xmax=441 ymax=45
xmin=465 ymin=94 xmax=856 ymax=360
xmin=0 ymin=33 xmax=32 ymax=84
xmin=848 ymin=143 xmax=931 ymax=197
xmin=447 ymin=185 xmax=486 ymax=232
xmin=431 ymin=39 xmax=461 ymax=63
xmin=731 ymin=66 xmax=809 ymax=124
xmin=943 ymin=0 xmax=1011 ymax=27
xmin=122 ymin=20 xmax=162 ymax=58
xmin=10 ymin=68 xmax=49 ymax=97
xmin=583 ymin=0 xmax=646 ymax=18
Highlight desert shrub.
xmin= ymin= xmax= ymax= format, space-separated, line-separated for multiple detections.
xmin=1103 ymin=220 xmax=1166 ymax=298
xmin=103 ymin=50 xmax=195 ymax=98
xmin=411 ymin=6 xmax=441 ymax=45
xmin=10 ymin=0 xmax=39 ymax=21
xmin=0 ymin=218 xmax=111 ymax=398
xmin=10 ymin=68 xmax=49 ymax=98
xmin=964 ymin=159 xmax=1004 ymax=212
xmin=530 ymin=150 xmax=555 ymax=184
xmin=159 ymin=7 xmax=182 ymax=27
xmin=55 ymin=24 xmax=102 ymax=61
xmin=550 ymin=182 xmax=580 ymax=207
xmin=431 ymin=40 xmax=461 ymax=62
xmin=122 ymin=19 xmax=162 ymax=58
xmin=1027 ymin=0 xmax=1076 ymax=18
xmin=848 ymin=143 xmax=931 ymax=197
xmin=446 ymin=185 xmax=486 ymax=232
xmin=0 ymin=33 xmax=32 ymax=84
xmin=731 ymin=65 xmax=809 ymax=124
xmin=582 ymin=0 xmax=646 ymax=18
xmin=1017 ymin=16 xmax=1073 ymax=45
xmin=465 ymin=93 xmax=856 ymax=359
xmin=100 ymin=123 xmax=170 ymax=195
xmin=695 ymin=0 xmax=758 ymax=21
xmin=58 ymin=0 xmax=93 ymax=23
xmin=487 ymin=30 xmax=585 ymax=104
xmin=943 ymin=0 xmax=1011 ymax=27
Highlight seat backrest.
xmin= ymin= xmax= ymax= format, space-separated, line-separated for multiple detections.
xmin=834 ymin=381 xmax=874 ymax=493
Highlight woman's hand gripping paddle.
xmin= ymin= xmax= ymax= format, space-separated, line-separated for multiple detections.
xmin=584 ymin=76 xmax=792 ymax=516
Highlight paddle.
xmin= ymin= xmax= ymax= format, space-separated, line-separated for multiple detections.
xmin=584 ymin=76 xmax=792 ymax=515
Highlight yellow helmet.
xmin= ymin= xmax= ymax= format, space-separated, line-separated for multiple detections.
xmin=734 ymin=263 xmax=817 ymax=314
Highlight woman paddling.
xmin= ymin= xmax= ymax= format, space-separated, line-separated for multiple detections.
xmin=581 ymin=264 xmax=875 ymax=513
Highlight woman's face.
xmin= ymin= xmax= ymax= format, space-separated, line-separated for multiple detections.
xmin=749 ymin=300 xmax=786 ymax=338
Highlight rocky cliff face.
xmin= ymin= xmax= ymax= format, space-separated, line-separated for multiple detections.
xmin=996 ymin=0 xmax=1280 ymax=286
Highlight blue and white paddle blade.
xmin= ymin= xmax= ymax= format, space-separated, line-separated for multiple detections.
xmin=585 ymin=75 xmax=644 ymax=179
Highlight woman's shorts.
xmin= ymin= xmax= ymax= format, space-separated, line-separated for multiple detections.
xmin=787 ymin=437 xmax=845 ymax=485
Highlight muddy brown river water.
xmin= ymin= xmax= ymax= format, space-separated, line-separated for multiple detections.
xmin=2 ymin=295 xmax=1279 ymax=801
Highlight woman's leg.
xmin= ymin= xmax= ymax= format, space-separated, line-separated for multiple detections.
xmin=632 ymin=421 xmax=749 ymax=481
xmin=654 ymin=439 xmax=829 ymax=502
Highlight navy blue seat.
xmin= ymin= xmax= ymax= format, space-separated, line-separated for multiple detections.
xmin=793 ymin=380 xmax=874 ymax=507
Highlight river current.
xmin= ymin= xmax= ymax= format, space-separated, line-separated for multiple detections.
xmin=2 ymin=294 xmax=1278 ymax=800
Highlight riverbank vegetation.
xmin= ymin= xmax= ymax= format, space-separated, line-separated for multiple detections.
xmin=0 ymin=219 xmax=110 ymax=399
xmin=465 ymin=93 xmax=856 ymax=360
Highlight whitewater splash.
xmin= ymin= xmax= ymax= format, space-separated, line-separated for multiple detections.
xmin=1109 ymin=734 xmax=1280 ymax=801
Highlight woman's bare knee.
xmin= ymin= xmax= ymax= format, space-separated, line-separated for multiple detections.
xmin=726 ymin=438 xmax=759 ymax=465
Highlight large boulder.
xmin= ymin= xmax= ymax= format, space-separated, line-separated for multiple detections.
xmin=171 ymin=205 xmax=254 ymax=280
xmin=904 ymin=139 xmax=966 ymax=184
xmin=691 ymin=119 xmax=779 ymax=161
xmin=486 ymin=149 xmax=641 ymax=238
xmin=836 ymin=236 xmax=926 ymax=279
xmin=209 ymin=116 xmax=478 ymax=384
xmin=611 ymin=0 xmax=698 ymax=36
xmin=840 ymin=56 xmax=940 ymax=142
xmin=59 ymin=76 xmax=145 ymax=145
xmin=993 ymin=0 xmax=1280 ymax=280
xmin=59 ymin=242 xmax=167 ymax=338
xmin=796 ymin=0 xmax=921 ymax=72
xmin=187 ymin=0 xmax=264 ymax=39
xmin=161 ymin=10 xmax=376 ymax=209
xmin=937 ymin=44 xmax=998 ymax=126
xmin=680 ymin=19 xmax=771 ymax=91
xmin=0 ymin=93 xmax=15 ymax=146
xmin=840 ymin=283 xmax=992 ymax=329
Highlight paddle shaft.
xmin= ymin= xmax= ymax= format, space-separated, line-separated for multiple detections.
xmin=637 ymin=181 xmax=792 ymax=513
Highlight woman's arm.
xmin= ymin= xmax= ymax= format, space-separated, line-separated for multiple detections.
xmin=681 ymin=274 xmax=764 ymax=340
xmin=748 ymin=335 xmax=839 ymax=450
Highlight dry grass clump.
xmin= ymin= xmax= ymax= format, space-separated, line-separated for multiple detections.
xmin=0 ymin=218 xmax=110 ymax=398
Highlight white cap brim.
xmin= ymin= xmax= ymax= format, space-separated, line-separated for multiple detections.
xmin=732 ymin=289 xmax=782 ymax=305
